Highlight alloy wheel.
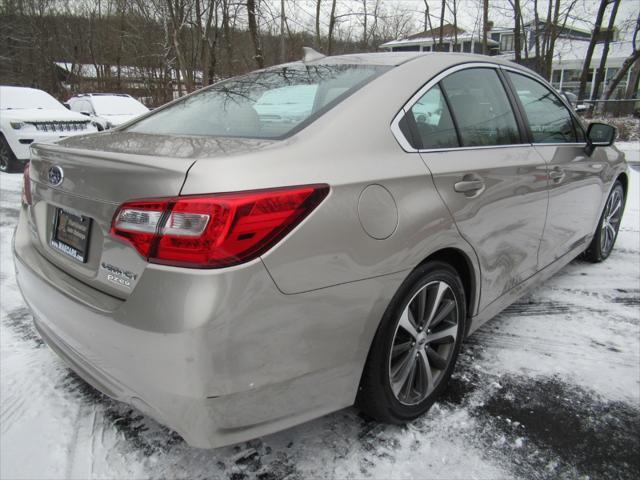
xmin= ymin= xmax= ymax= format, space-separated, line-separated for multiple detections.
xmin=389 ymin=280 xmax=459 ymax=406
xmin=601 ymin=187 xmax=623 ymax=257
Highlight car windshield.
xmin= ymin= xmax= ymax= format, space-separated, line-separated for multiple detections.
xmin=0 ymin=88 xmax=65 ymax=110
xmin=91 ymin=96 xmax=149 ymax=115
xmin=128 ymin=63 xmax=389 ymax=138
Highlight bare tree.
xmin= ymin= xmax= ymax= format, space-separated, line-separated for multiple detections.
xmin=482 ymin=0 xmax=489 ymax=54
xmin=438 ymin=0 xmax=446 ymax=50
xmin=446 ymin=0 xmax=458 ymax=50
xmin=603 ymin=13 xmax=640 ymax=102
xmin=327 ymin=0 xmax=337 ymax=55
xmin=592 ymin=0 xmax=620 ymax=103
xmin=507 ymin=0 xmax=523 ymax=62
xmin=166 ymin=0 xmax=195 ymax=93
xmin=315 ymin=0 xmax=322 ymax=49
xmin=246 ymin=0 xmax=263 ymax=68
xmin=578 ymin=0 xmax=609 ymax=100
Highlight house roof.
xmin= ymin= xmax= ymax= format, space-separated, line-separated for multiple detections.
xmin=406 ymin=24 xmax=466 ymax=40
xmin=380 ymin=33 xmax=499 ymax=48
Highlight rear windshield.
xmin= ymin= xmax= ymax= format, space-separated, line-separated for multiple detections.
xmin=127 ymin=64 xmax=389 ymax=139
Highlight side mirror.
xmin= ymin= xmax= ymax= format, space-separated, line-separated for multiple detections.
xmin=585 ymin=122 xmax=616 ymax=155
xmin=80 ymin=110 xmax=92 ymax=117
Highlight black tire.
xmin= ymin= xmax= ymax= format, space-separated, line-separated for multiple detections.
xmin=0 ymin=134 xmax=20 ymax=173
xmin=584 ymin=181 xmax=625 ymax=263
xmin=357 ymin=261 xmax=466 ymax=423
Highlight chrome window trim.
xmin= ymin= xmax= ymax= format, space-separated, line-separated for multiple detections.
xmin=418 ymin=143 xmax=533 ymax=154
xmin=530 ymin=142 xmax=587 ymax=147
xmin=390 ymin=61 xmax=532 ymax=154
xmin=390 ymin=60 xmax=590 ymax=154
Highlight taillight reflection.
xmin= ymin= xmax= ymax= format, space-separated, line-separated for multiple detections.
xmin=21 ymin=162 xmax=32 ymax=206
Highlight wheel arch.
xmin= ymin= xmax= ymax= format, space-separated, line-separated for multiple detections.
xmin=414 ymin=247 xmax=478 ymax=336
xmin=616 ymin=171 xmax=628 ymax=197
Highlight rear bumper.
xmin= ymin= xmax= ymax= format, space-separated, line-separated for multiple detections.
xmin=13 ymin=207 xmax=405 ymax=448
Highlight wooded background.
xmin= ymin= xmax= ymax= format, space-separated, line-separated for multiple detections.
xmin=0 ymin=0 xmax=638 ymax=108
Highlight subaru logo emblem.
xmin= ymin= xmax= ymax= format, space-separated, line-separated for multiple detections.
xmin=48 ymin=165 xmax=64 ymax=186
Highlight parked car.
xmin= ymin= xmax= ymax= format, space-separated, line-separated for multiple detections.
xmin=14 ymin=52 xmax=627 ymax=449
xmin=66 ymin=93 xmax=149 ymax=130
xmin=0 ymin=86 xmax=98 ymax=172
xmin=557 ymin=89 xmax=588 ymax=113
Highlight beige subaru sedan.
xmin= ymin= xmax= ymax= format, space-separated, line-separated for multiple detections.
xmin=14 ymin=52 xmax=627 ymax=448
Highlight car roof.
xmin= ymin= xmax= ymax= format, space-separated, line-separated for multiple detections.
xmin=0 ymin=85 xmax=46 ymax=93
xmin=69 ymin=93 xmax=132 ymax=99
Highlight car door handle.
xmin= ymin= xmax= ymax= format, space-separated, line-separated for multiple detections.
xmin=549 ymin=167 xmax=565 ymax=182
xmin=454 ymin=179 xmax=485 ymax=193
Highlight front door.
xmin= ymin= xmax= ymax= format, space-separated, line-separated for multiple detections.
xmin=505 ymin=71 xmax=605 ymax=267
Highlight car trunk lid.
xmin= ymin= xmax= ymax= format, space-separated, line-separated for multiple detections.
xmin=27 ymin=132 xmax=276 ymax=298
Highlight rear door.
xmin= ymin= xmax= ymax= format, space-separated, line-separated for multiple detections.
xmin=504 ymin=70 xmax=605 ymax=267
xmin=402 ymin=65 xmax=548 ymax=311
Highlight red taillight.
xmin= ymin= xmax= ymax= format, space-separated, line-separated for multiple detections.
xmin=21 ymin=162 xmax=32 ymax=205
xmin=110 ymin=185 xmax=329 ymax=268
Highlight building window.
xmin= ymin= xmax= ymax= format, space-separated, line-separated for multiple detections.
xmin=463 ymin=41 xmax=472 ymax=53
xmin=552 ymin=70 xmax=562 ymax=85
xmin=500 ymin=34 xmax=514 ymax=52
xmin=422 ymin=46 xmax=431 ymax=52
xmin=392 ymin=45 xmax=421 ymax=52
xmin=453 ymin=43 xmax=461 ymax=52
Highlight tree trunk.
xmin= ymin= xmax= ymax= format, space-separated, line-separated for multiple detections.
xmin=315 ymin=0 xmax=322 ymax=49
xmin=328 ymin=0 xmax=337 ymax=55
xmin=543 ymin=0 xmax=561 ymax=79
xmin=593 ymin=0 xmax=620 ymax=104
xmin=451 ymin=0 xmax=458 ymax=49
xmin=247 ymin=0 xmax=263 ymax=68
xmin=511 ymin=0 xmax=522 ymax=62
xmin=482 ymin=0 xmax=488 ymax=54
xmin=166 ymin=0 xmax=194 ymax=94
xmin=603 ymin=52 xmax=640 ymax=101
xmin=578 ymin=0 xmax=608 ymax=101
xmin=222 ymin=0 xmax=233 ymax=76
xmin=533 ymin=0 xmax=540 ymax=63
xmin=438 ymin=0 xmax=445 ymax=50
xmin=621 ymin=58 xmax=640 ymax=114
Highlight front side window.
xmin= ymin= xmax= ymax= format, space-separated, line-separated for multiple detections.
xmin=441 ymin=68 xmax=521 ymax=147
xmin=128 ymin=64 xmax=388 ymax=139
xmin=71 ymin=100 xmax=92 ymax=114
xmin=508 ymin=72 xmax=577 ymax=143
xmin=407 ymin=85 xmax=458 ymax=149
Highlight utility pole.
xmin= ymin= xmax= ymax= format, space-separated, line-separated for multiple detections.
xmin=280 ymin=0 xmax=285 ymax=63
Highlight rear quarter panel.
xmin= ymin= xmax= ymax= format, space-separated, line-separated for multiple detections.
xmin=180 ymin=56 xmax=481 ymax=308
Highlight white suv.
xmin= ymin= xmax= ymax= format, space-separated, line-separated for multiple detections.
xmin=66 ymin=93 xmax=149 ymax=131
xmin=0 ymin=86 xmax=98 ymax=173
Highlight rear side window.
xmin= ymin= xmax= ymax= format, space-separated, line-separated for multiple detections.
xmin=441 ymin=68 xmax=520 ymax=147
xmin=507 ymin=72 xmax=577 ymax=143
xmin=128 ymin=64 xmax=389 ymax=139
xmin=407 ymin=85 xmax=458 ymax=149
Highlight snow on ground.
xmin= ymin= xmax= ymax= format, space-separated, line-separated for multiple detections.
xmin=619 ymin=141 xmax=640 ymax=164
xmin=1 ymin=153 xmax=639 ymax=479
